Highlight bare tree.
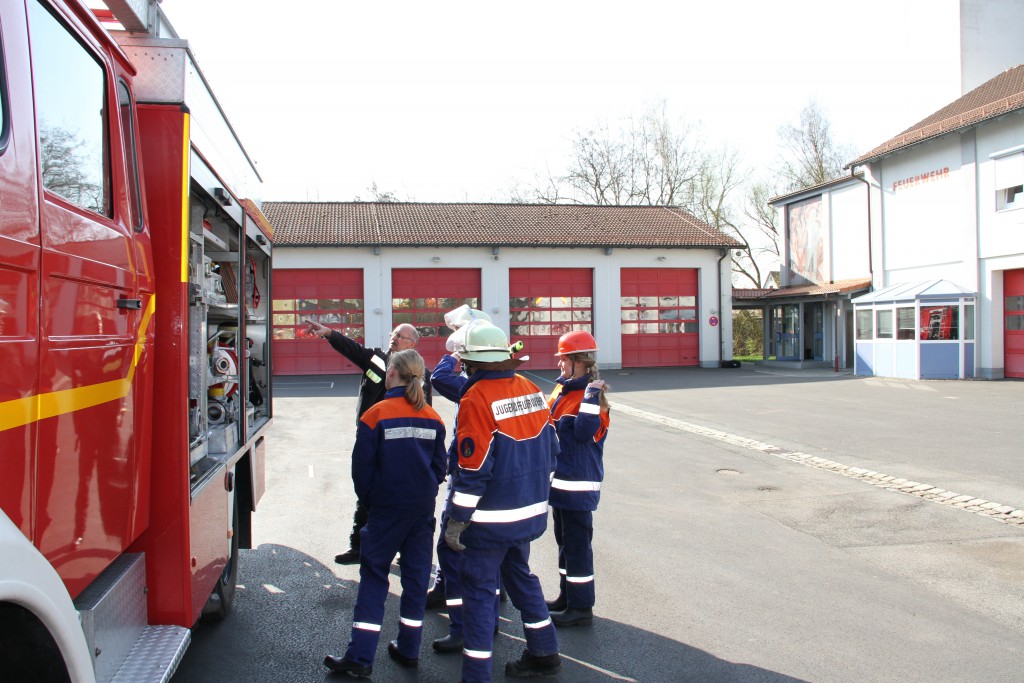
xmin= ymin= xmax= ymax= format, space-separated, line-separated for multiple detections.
xmin=355 ymin=181 xmax=401 ymax=202
xmin=776 ymin=100 xmax=856 ymax=191
xmin=537 ymin=103 xmax=701 ymax=206
xmin=743 ymin=180 xmax=782 ymax=287
xmin=39 ymin=124 xmax=104 ymax=213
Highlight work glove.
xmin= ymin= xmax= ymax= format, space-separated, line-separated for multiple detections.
xmin=444 ymin=519 xmax=470 ymax=552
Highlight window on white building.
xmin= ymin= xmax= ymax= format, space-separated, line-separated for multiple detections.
xmin=897 ymin=307 xmax=915 ymax=339
xmin=856 ymin=309 xmax=873 ymax=340
xmin=876 ymin=309 xmax=893 ymax=339
xmin=994 ymin=152 xmax=1023 ymax=211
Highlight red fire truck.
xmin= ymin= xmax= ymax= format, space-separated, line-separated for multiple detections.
xmin=0 ymin=1 xmax=273 ymax=680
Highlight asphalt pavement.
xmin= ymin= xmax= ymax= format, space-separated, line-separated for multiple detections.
xmin=172 ymin=365 xmax=1024 ymax=682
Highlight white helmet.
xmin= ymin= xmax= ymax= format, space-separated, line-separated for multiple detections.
xmin=445 ymin=305 xmax=492 ymax=353
xmin=456 ymin=320 xmax=511 ymax=363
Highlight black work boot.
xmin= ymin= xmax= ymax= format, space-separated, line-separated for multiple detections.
xmin=432 ymin=633 xmax=464 ymax=654
xmin=425 ymin=582 xmax=446 ymax=608
xmin=505 ymin=650 xmax=561 ymax=678
xmin=323 ymin=654 xmax=372 ymax=677
xmin=551 ymin=606 xmax=593 ymax=627
xmin=544 ymin=594 xmax=566 ymax=612
xmin=334 ymin=548 xmax=359 ymax=565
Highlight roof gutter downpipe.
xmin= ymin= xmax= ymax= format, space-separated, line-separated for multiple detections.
xmin=850 ymin=166 xmax=873 ymax=281
xmin=718 ymin=248 xmax=728 ymax=367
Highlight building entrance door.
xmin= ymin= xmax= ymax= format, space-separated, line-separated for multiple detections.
xmin=773 ymin=304 xmax=800 ymax=360
xmin=1005 ymin=269 xmax=1024 ymax=378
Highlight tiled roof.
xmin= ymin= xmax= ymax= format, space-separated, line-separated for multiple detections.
xmin=732 ymin=288 xmax=773 ymax=300
xmin=761 ymin=277 xmax=873 ymax=299
xmin=262 ymin=202 xmax=742 ymax=249
xmin=849 ymin=64 xmax=1024 ymax=167
xmin=733 ymin=278 xmax=872 ymax=302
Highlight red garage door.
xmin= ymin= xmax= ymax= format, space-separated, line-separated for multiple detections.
xmin=509 ymin=268 xmax=593 ymax=371
xmin=392 ymin=268 xmax=481 ymax=367
xmin=621 ymin=268 xmax=699 ymax=368
xmin=272 ymin=269 xmax=364 ymax=375
xmin=1006 ymin=269 xmax=1024 ymax=378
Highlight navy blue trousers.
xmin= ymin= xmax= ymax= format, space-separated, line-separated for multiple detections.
xmin=437 ymin=487 xmax=500 ymax=637
xmin=552 ymin=507 xmax=595 ymax=609
xmin=343 ymin=506 xmax=435 ymax=666
xmin=459 ymin=543 xmax=558 ymax=683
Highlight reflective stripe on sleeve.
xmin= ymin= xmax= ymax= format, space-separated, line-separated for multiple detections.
xmin=353 ymin=621 xmax=381 ymax=632
xmin=524 ymin=617 xmax=552 ymax=629
xmin=464 ymin=648 xmax=492 ymax=659
xmin=371 ymin=355 xmax=387 ymax=371
xmin=446 ymin=598 xmax=463 ymax=607
xmin=452 ymin=491 xmax=482 ymax=507
xmin=551 ymin=478 xmax=601 ymax=492
xmin=470 ymin=501 xmax=548 ymax=523
xmin=578 ymin=402 xmax=601 ymax=415
xmin=400 ymin=617 xmax=423 ymax=628
xmin=384 ymin=426 xmax=438 ymax=440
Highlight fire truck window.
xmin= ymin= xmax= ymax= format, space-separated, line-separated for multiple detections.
xmin=29 ymin=0 xmax=109 ymax=216
xmin=0 ymin=31 xmax=8 ymax=155
xmin=875 ymin=309 xmax=893 ymax=339
xmin=118 ymin=81 xmax=143 ymax=231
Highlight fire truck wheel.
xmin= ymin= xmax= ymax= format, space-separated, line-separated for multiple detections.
xmin=203 ymin=495 xmax=240 ymax=622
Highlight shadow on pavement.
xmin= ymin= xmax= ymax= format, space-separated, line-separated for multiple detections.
xmin=173 ymin=544 xmax=808 ymax=683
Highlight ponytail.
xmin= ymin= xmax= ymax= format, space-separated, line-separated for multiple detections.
xmin=389 ymin=349 xmax=426 ymax=411
xmin=573 ymin=353 xmax=610 ymax=411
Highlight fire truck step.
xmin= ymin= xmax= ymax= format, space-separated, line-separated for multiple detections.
xmin=110 ymin=625 xmax=191 ymax=683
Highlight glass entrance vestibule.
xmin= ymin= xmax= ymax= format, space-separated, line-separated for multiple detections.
xmin=852 ymin=279 xmax=977 ymax=379
xmin=768 ymin=302 xmax=827 ymax=362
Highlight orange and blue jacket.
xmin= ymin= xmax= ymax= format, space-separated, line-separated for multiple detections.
xmin=352 ymin=387 xmax=447 ymax=511
xmin=448 ymin=370 xmax=559 ymax=548
xmin=547 ymin=375 xmax=609 ymax=511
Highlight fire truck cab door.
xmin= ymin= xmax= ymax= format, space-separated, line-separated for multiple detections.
xmin=28 ymin=0 xmax=143 ymax=593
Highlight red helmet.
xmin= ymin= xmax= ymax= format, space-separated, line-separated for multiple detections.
xmin=555 ymin=330 xmax=598 ymax=356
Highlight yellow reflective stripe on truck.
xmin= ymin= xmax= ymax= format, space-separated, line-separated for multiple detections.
xmin=181 ymin=112 xmax=191 ymax=283
xmin=0 ymin=295 xmax=155 ymax=432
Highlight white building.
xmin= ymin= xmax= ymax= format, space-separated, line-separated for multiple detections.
xmin=847 ymin=64 xmax=1024 ymax=379
xmin=264 ymin=202 xmax=740 ymax=374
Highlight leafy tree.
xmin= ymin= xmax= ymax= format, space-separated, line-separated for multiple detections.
xmin=732 ymin=309 xmax=764 ymax=358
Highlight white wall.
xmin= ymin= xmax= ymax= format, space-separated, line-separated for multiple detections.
xmin=879 ymin=138 xmax=969 ymax=280
xmin=275 ymin=245 xmax=732 ymax=369
xmin=960 ymin=0 xmax=1024 ymax=94
xmin=830 ymin=182 xmax=871 ymax=280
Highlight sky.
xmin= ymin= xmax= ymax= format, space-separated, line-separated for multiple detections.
xmin=161 ymin=0 xmax=963 ymax=204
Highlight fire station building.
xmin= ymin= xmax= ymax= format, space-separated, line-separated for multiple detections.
xmin=263 ymin=202 xmax=741 ymax=374
xmin=762 ymin=64 xmax=1024 ymax=380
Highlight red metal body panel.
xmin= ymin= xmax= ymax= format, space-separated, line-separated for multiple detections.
xmin=1005 ymin=269 xmax=1024 ymax=378
xmin=620 ymin=268 xmax=699 ymax=368
xmin=0 ymin=0 xmax=41 ymax=538
xmin=393 ymin=268 xmax=481 ymax=365
xmin=272 ymin=268 xmax=364 ymax=374
xmin=126 ymin=104 xmax=196 ymax=625
xmin=509 ymin=268 xmax=593 ymax=371
xmin=188 ymin=474 xmax=228 ymax=622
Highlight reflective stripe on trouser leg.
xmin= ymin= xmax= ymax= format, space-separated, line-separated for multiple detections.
xmin=459 ymin=546 xmax=504 ymax=683
xmin=556 ymin=507 xmax=595 ymax=608
xmin=344 ymin=507 xmax=430 ymax=665
xmin=395 ymin=512 xmax=435 ymax=658
xmin=500 ymin=542 xmax=558 ymax=657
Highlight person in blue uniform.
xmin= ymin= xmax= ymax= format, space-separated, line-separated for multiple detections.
xmin=305 ymin=319 xmax=431 ymax=565
xmin=323 ymin=349 xmax=447 ymax=678
xmin=427 ymin=306 xmax=504 ymax=655
xmin=545 ymin=330 xmax=610 ymax=627
xmin=443 ymin=320 xmax=562 ymax=681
